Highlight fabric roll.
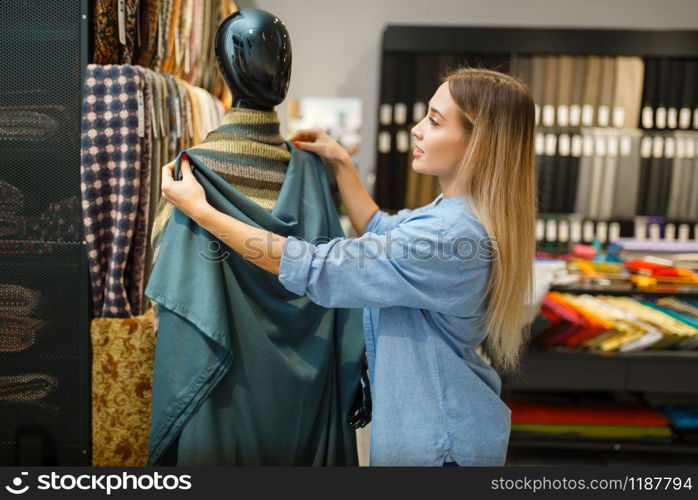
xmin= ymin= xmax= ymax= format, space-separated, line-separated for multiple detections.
xmin=404 ymin=149 xmax=421 ymax=210
xmin=556 ymin=55 xmax=574 ymax=125
xmin=640 ymin=58 xmax=659 ymax=129
xmin=554 ymin=149 xmax=570 ymax=213
xmin=569 ymin=56 xmax=586 ymax=124
xmin=121 ymin=0 xmax=139 ymax=64
xmin=145 ymin=145 xmax=364 ymax=466
xmin=666 ymin=59 xmax=684 ymax=129
xmin=657 ymin=147 xmax=674 ymax=216
xmin=530 ymin=56 xmax=546 ymax=109
xmin=135 ymin=0 xmax=160 ymax=67
xmin=511 ymin=423 xmax=672 ymax=439
xmin=637 ymin=139 xmax=653 ymax=215
xmin=598 ymin=133 xmax=619 ymax=219
xmin=511 ymin=54 xmax=532 ymax=88
xmin=586 ymin=131 xmax=606 ymax=218
xmin=125 ymin=67 xmax=154 ymax=317
xmin=612 ymin=131 xmax=642 ymax=218
xmin=596 ymin=57 xmax=616 ymax=127
xmin=656 ymin=59 xmax=671 ymax=128
xmin=564 ymin=154 xmax=581 ymax=213
xmin=612 ymin=57 xmax=644 ymax=129
xmin=81 ymin=64 xmax=143 ymax=318
xmin=574 ymin=133 xmax=593 ymax=216
xmin=679 ymin=61 xmax=697 ymax=129
xmin=687 ymin=145 xmax=698 ymax=218
xmin=375 ymin=53 xmax=397 ymax=208
xmin=666 ymin=135 xmax=685 ymax=219
xmin=542 ymin=56 xmax=559 ymax=126
xmin=581 ymin=56 xmax=602 ymax=126
xmin=91 ymin=309 xmax=156 ymax=466
xmin=92 ymin=0 xmax=119 ymax=64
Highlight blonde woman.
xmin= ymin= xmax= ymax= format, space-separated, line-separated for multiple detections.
xmin=159 ymin=67 xmax=537 ymax=466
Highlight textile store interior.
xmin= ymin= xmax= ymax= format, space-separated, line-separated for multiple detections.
xmin=1 ymin=0 xmax=698 ymax=467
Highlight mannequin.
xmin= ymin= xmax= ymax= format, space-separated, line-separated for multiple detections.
xmin=146 ymin=8 xmax=369 ymax=466
xmin=215 ymin=8 xmax=292 ymax=111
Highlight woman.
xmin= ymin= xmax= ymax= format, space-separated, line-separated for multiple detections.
xmin=159 ymin=67 xmax=537 ymax=466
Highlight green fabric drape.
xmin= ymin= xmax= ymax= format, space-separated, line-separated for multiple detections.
xmin=145 ymin=142 xmax=364 ymax=465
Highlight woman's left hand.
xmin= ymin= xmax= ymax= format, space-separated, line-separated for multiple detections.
xmin=161 ymin=154 xmax=210 ymax=221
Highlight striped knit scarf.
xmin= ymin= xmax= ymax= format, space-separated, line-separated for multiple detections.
xmin=150 ymin=107 xmax=291 ymax=251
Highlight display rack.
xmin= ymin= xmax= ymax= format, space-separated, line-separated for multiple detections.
xmin=378 ymin=25 xmax=698 ymax=457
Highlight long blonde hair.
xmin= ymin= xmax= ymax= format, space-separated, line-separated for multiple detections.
xmin=445 ymin=66 xmax=537 ymax=377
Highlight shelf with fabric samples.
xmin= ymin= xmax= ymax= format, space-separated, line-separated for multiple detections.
xmin=374 ymin=25 xmax=698 ymax=212
xmin=508 ymin=433 xmax=698 ymax=455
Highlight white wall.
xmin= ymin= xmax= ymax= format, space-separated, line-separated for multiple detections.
xmin=238 ymin=0 xmax=698 ymax=187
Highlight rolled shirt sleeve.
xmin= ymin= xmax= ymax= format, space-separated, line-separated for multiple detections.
xmin=278 ymin=212 xmax=492 ymax=314
xmin=364 ymin=207 xmax=414 ymax=235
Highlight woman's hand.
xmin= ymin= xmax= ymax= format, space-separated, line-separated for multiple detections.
xmin=289 ymin=128 xmax=351 ymax=169
xmin=161 ymin=154 xmax=211 ymax=222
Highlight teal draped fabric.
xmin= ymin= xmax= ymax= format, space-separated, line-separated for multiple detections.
xmin=145 ymin=141 xmax=364 ymax=465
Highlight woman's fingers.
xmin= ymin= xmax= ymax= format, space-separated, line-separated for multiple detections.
xmin=288 ymin=129 xmax=318 ymax=143
xmin=180 ymin=155 xmax=192 ymax=178
xmin=293 ymin=140 xmax=322 ymax=153
xmin=161 ymin=161 xmax=174 ymax=185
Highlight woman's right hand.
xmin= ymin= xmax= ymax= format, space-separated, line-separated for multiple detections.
xmin=289 ymin=128 xmax=352 ymax=169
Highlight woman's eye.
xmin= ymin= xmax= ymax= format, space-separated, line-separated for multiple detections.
xmin=429 ymin=117 xmax=438 ymax=126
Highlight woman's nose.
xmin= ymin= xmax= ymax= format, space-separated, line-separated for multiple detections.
xmin=411 ymin=124 xmax=421 ymax=140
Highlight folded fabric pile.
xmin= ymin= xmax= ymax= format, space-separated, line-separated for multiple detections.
xmin=660 ymin=406 xmax=698 ymax=442
xmin=508 ymin=400 xmax=673 ymax=439
xmin=533 ymin=292 xmax=698 ymax=352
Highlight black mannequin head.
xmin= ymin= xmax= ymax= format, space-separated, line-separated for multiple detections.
xmin=215 ymin=8 xmax=292 ymax=111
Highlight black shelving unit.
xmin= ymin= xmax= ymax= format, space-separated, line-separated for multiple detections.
xmin=0 ymin=0 xmax=91 ymax=465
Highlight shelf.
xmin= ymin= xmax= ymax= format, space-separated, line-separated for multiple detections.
xmin=549 ymin=283 xmax=698 ymax=298
xmin=503 ymin=349 xmax=698 ymax=395
xmin=509 ymin=434 xmax=698 ymax=455
xmin=383 ymin=26 xmax=698 ymax=57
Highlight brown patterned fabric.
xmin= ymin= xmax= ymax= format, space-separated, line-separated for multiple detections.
xmin=92 ymin=0 xmax=119 ymax=64
xmin=160 ymin=0 xmax=181 ymax=74
xmin=135 ymin=0 xmax=160 ymax=66
xmin=91 ymin=309 xmax=156 ymax=466
xmin=120 ymin=0 xmax=139 ymax=64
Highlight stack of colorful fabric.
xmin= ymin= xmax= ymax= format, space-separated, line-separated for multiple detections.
xmin=508 ymin=400 xmax=673 ymax=439
xmin=533 ymin=292 xmax=698 ymax=352
xmin=660 ymin=406 xmax=698 ymax=442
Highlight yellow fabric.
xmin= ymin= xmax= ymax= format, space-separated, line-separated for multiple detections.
xmin=91 ymin=309 xmax=156 ymax=466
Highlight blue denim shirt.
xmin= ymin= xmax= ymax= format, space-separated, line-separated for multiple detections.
xmin=278 ymin=193 xmax=511 ymax=466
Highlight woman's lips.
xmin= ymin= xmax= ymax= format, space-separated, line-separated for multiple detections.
xmin=413 ymin=145 xmax=424 ymax=157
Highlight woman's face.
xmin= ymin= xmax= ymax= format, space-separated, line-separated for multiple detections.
xmin=410 ymin=81 xmax=470 ymax=177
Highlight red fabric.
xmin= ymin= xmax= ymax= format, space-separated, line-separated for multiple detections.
xmin=506 ymin=401 xmax=671 ymax=427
